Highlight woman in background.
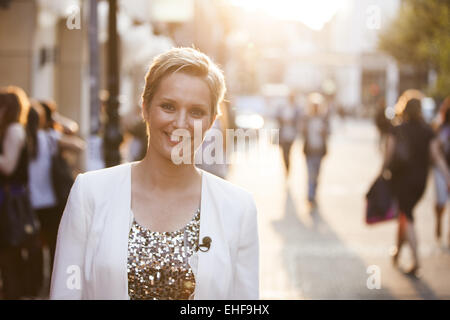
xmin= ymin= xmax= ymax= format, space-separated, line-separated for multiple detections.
xmin=0 ymin=86 xmax=36 ymax=299
xmin=385 ymin=98 xmax=450 ymax=276
xmin=27 ymin=100 xmax=84 ymax=295
xmin=278 ymin=93 xmax=300 ymax=176
xmin=302 ymin=92 xmax=329 ymax=206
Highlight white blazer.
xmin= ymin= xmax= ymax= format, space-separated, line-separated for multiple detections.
xmin=50 ymin=162 xmax=259 ymax=300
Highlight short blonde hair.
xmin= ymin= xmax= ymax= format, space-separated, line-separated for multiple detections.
xmin=141 ymin=47 xmax=226 ymax=117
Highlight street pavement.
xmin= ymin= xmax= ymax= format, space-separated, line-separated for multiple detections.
xmin=227 ymin=117 xmax=450 ymax=300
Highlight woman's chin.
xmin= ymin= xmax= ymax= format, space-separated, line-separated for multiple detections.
xmin=149 ymin=142 xmax=196 ymax=165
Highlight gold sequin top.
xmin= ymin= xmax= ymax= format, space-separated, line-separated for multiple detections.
xmin=127 ymin=208 xmax=200 ymax=300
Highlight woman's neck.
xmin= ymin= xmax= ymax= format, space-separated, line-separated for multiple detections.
xmin=135 ymin=150 xmax=200 ymax=191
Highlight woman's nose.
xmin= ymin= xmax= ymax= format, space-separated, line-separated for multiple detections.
xmin=174 ymin=110 xmax=189 ymax=129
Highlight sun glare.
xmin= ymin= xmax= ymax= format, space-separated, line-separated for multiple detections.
xmin=230 ymin=0 xmax=345 ymax=30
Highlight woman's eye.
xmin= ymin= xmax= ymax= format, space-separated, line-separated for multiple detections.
xmin=161 ymin=103 xmax=175 ymax=111
xmin=191 ymin=109 xmax=205 ymax=117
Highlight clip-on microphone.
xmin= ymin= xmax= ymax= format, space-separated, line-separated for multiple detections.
xmin=198 ymin=236 xmax=211 ymax=252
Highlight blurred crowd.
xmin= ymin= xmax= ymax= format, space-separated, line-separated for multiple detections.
xmin=0 ymin=86 xmax=85 ymax=299
xmin=276 ymin=91 xmax=330 ymax=206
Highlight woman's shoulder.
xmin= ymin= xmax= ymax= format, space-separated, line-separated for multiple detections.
xmin=37 ymin=129 xmax=57 ymax=143
xmin=6 ymin=122 xmax=25 ymax=138
xmin=69 ymin=163 xmax=132 ymax=212
xmin=392 ymin=122 xmax=411 ymax=136
xmin=415 ymin=121 xmax=435 ymax=139
xmin=79 ymin=162 xmax=132 ymax=190
xmin=2 ymin=123 xmax=26 ymax=149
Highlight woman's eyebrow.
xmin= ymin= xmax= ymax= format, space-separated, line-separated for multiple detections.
xmin=159 ymin=97 xmax=177 ymax=104
xmin=160 ymin=97 xmax=208 ymax=108
xmin=190 ymin=103 xmax=209 ymax=109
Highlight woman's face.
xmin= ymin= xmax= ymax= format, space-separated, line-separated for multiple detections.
xmin=143 ymin=72 xmax=215 ymax=163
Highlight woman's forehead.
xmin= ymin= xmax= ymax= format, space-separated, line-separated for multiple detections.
xmin=153 ymin=73 xmax=211 ymax=107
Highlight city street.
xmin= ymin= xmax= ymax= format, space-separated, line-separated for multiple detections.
xmin=1 ymin=0 xmax=448 ymax=302
xmin=228 ymin=117 xmax=450 ymax=300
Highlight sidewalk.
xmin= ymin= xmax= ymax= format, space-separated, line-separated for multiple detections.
xmin=228 ymin=117 xmax=450 ymax=299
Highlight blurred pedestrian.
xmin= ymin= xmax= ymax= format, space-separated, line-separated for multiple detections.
xmin=431 ymin=97 xmax=450 ymax=244
xmin=195 ymin=101 xmax=230 ymax=179
xmin=27 ymin=100 xmax=83 ymax=295
xmin=302 ymin=92 xmax=329 ymax=205
xmin=51 ymin=47 xmax=259 ymax=300
xmin=40 ymin=100 xmax=85 ymax=175
xmin=122 ymin=105 xmax=148 ymax=162
xmin=40 ymin=100 xmax=79 ymax=136
xmin=384 ymin=98 xmax=450 ymax=276
xmin=0 ymin=86 xmax=40 ymax=299
xmin=277 ymin=93 xmax=300 ymax=176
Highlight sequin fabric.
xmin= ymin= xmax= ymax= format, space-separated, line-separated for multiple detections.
xmin=127 ymin=208 xmax=200 ymax=300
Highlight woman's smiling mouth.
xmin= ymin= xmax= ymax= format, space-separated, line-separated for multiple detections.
xmin=164 ymin=131 xmax=191 ymax=145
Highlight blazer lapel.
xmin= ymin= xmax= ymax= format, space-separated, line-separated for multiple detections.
xmin=91 ymin=163 xmax=132 ymax=299
xmin=194 ymin=171 xmax=232 ymax=299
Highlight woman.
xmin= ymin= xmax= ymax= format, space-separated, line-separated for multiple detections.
xmin=385 ymin=98 xmax=450 ymax=275
xmin=51 ymin=48 xmax=259 ymax=300
xmin=0 ymin=86 xmax=37 ymax=299
xmin=27 ymin=100 xmax=84 ymax=294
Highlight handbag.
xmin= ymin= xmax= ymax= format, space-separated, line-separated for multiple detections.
xmin=365 ymin=175 xmax=398 ymax=225
xmin=47 ymin=133 xmax=75 ymax=207
xmin=0 ymin=184 xmax=40 ymax=248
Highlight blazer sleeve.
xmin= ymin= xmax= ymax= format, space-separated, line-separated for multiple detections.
xmin=50 ymin=173 xmax=90 ymax=299
xmin=232 ymin=195 xmax=260 ymax=299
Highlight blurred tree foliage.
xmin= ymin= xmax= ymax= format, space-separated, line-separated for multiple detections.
xmin=378 ymin=0 xmax=450 ymax=98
